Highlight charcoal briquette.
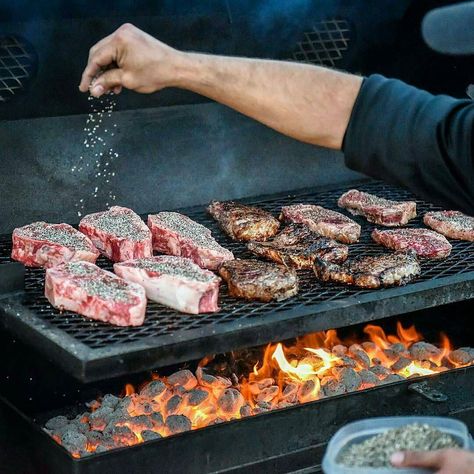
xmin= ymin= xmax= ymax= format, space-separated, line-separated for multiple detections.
xmin=140 ymin=380 xmax=167 ymax=399
xmin=141 ymin=430 xmax=162 ymax=441
xmin=165 ymin=415 xmax=192 ymax=434
xmin=45 ymin=415 xmax=70 ymax=431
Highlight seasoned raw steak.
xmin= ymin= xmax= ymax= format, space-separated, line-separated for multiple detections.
xmin=338 ymin=189 xmax=417 ymax=226
xmin=114 ymin=256 xmax=221 ymax=314
xmin=45 ymin=261 xmax=147 ymax=326
xmin=247 ymin=224 xmax=348 ymax=269
xmin=424 ymin=211 xmax=474 ymax=242
xmin=313 ymin=252 xmax=420 ymax=288
xmin=11 ymin=222 xmax=99 ymax=268
xmin=147 ymin=212 xmax=233 ymax=270
xmin=79 ymin=206 xmax=152 ymax=262
xmin=372 ymin=228 xmax=452 ymax=260
xmin=207 ymin=201 xmax=280 ymax=241
xmin=279 ymin=204 xmax=360 ymax=244
xmin=219 ymin=259 xmax=298 ymax=302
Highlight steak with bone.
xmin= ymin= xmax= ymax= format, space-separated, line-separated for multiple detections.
xmin=424 ymin=211 xmax=474 ymax=242
xmin=219 ymin=259 xmax=298 ymax=302
xmin=45 ymin=261 xmax=147 ymax=326
xmin=147 ymin=212 xmax=233 ymax=270
xmin=79 ymin=206 xmax=152 ymax=262
xmin=279 ymin=204 xmax=360 ymax=244
xmin=11 ymin=222 xmax=99 ymax=268
xmin=372 ymin=228 xmax=452 ymax=259
xmin=247 ymin=224 xmax=348 ymax=269
xmin=313 ymin=252 xmax=420 ymax=288
xmin=114 ymin=256 xmax=221 ymax=314
xmin=207 ymin=201 xmax=280 ymax=241
xmin=338 ymin=189 xmax=417 ymax=226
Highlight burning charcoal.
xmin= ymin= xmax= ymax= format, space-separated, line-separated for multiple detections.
xmin=358 ymin=369 xmax=380 ymax=387
xmin=391 ymin=357 xmax=412 ymax=372
xmin=141 ymin=430 xmax=162 ymax=441
xmin=383 ymin=348 xmax=399 ymax=363
xmin=196 ymin=367 xmax=232 ymax=390
xmin=209 ymin=417 xmax=226 ymax=425
xmin=150 ymin=411 xmax=164 ymax=429
xmin=50 ymin=423 xmax=80 ymax=440
xmin=348 ymin=345 xmax=370 ymax=369
xmin=240 ymin=404 xmax=252 ymax=417
xmin=390 ymin=343 xmax=407 ymax=354
xmin=460 ymin=347 xmax=474 ymax=358
xmin=185 ymin=388 xmax=209 ymax=407
xmin=361 ymin=341 xmax=377 ymax=353
xmin=449 ymin=349 xmax=473 ymax=366
xmin=332 ymin=344 xmax=347 ymax=357
xmin=86 ymin=430 xmax=103 ymax=447
xmin=277 ymin=401 xmax=294 ymax=409
xmin=95 ymin=445 xmax=110 ymax=454
xmin=116 ymin=396 xmax=133 ymax=413
xmin=167 ymin=370 xmax=198 ymax=391
xmin=217 ymin=388 xmax=244 ymax=414
xmin=140 ymin=380 xmax=167 ymax=399
xmin=248 ymin=378 xmax=275 ymax=395
xmin=71 ymin=414 xmax=90 ymax=434
xmin=410 ymin=342 xmax=441 ymax=361
xmin=45 ymin=416 xmax=70 ymax=431
xmin=372 ymin=357 xmax=382 ymax=366
xmin=333 ymin=367 xmax=362 ymax=392
xmin=89 ymin=406 xmax=115 ymax=431
xmin=338 ymin=356 xmax=357 ymax=369
xmin=109 ymin=425 xmax=139 ymax=446
xmin=256 ymin=401 xmax=272 ymax=410
xmin=130 ymin=415 xmax=153 ymax=430
xmin=101 ymin=394 xmax=120 ymax=409
xmin=322 ymin=378 xmax=346 ymax=397
xmin=166 ymin=395 xmax=183 ymax=415
xmin=256 ymin=386 xmax=279 ymax=403
xmin=281 ymin=383 xmax=298 ymax=403
xmin=370 ymin=365 xmax=392 ymax=379
xmin=298 ymin=379 xmax=320 ymax=402
xmin=165 ymin=415 xmax=192 ymax=434
xmin=380 ymin=374 xmax=404 ymax=384
xmin=86 ymin=399 xmax=101 ymax=411
xmin=61 ymin=430 xmax=88 ymax=453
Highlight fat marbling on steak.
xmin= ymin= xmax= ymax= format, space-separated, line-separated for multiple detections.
xmin=207 ymin=201 xmax=280 ymax=241
xmin=45 ymin=261 xmax=147 ymax=326
xmin=279 ymin=204 xmax=361 ymax=244
xmin=247 ymin=224 xmax=348 ymax=269
xmin=424 ymin=211 xmax=474 ymax=242
xmin=313 ymin=251 xmax=420 ymax=288
xmin=338 ymin=189 xmax=417 ymax=226
xmin=114 ymin=256 xmax=221 ymax=314
xmin=147 ymin=212 xmax=233 ymax=270
xmin=372 ymin=228 xmax=452 ymax=260
xmin=219 ymin=259 xmax=298 ymax=302
xmin=11 ymin=222 xmax=100 ymax=268
xmin=79 ymin=206 xmax=152 ymax=262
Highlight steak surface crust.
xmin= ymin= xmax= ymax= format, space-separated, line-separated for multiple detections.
xmin=424 ymin=211 xmax=474 ymax=242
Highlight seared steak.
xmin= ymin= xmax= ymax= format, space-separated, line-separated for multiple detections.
xmin=424 ymin=211 xmax=474 ymax=242
xmin=279 ymin=204 xmax=360 ymax=244
xmin=114 ymin=256 xmax=221 ymax=314
xmin=372 ymin=228 xmax=452 ymax=259
xmin=313 ymin=252 xmax=420 ymax=288
xmin=338 ymin=189 xmax=417 ymax=226
xmin=148 ymin=212 xmax=233 ymax=270
xmin=208 ymin=201 xmax=280 ymax=241
xmin=247 ymin=224 xmax=348 ymax=269
xmin=12 ymin=222 xmax=99 ymax=268
xmin=219 ymin=259 xmax=298 ymax=302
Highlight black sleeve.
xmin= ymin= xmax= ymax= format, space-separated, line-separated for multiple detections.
xmin=342 ymin=74 xmax=474 ymax=215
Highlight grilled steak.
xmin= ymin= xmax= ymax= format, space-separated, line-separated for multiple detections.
xmin=11 ymin=222 xmax=99 ymax=268
xmin=372 ymin=228 xmax=452 ymax=260
xmin=207 ymin=201 xmax=280 ymax=241
xmin=424 ymin=211 xmax=474 ymax=242
xmin=45 ymin=261 xmax=147 ymax=326
xmin=247 ymin=224 xmax=348 ymax=269
xmin=279 ymin=204 xmax=360 ymax=244
xmin=147 ymin=212 xmax=233 ymax=270
xmin=313 ymin=252 xmax=420 ymax=288
xmin=114 ymin=256 xmax=221 ymax=314
xmin=338 ymin=189 xmax=417 ymax=226
xmin=219 ymin=259 xmax=298 ymax=302
xmin=79 ymin=206 xmax=152 ymax=262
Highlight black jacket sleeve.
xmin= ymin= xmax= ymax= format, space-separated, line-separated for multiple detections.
xmin=342 ymin=74 xmax=474 ymax=214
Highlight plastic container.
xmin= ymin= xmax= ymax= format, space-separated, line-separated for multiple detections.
xmin=322 ymin=416 xmax=470 ymax=474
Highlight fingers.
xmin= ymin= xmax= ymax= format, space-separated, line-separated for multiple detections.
xmin=79 ymin=45 xmax=117 ymax=93
xmin=391 ymin=450 xmax=445 ymax=468
xmin=90 ymin=69 xmax=124 ymax=97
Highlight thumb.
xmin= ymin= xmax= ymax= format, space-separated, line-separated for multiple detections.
xmin=391 ymin=450 xmax=444 ymax=468
xmin=90 ymin=68 xmax=123 ymax=97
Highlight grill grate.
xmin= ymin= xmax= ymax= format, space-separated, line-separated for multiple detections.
xmin=1 ymin=181 xmax=474 ymax=382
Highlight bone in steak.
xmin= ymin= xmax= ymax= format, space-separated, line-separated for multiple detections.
xmin=219 ymin=259 xmax=298 ymax=302
xmin=147 ymin=212 xmax=233 ymax=270
xmin=79 ymin=206 xmax=152 ymax=262
xmin=313 ymin=252 xmax=420 ymax=288
xmin=114 ymin=256 xmax=221 ymax=314
xmin=372 ymin=228 xmax=452 ymax=260
xmin=11 ymin=222 xmax=99 ymax=268
xmin=207 ymin=201 xmax=280 ymax=241
xmin=338 ymin=189 xmax=417 ymax=226
xmin=45 ymin=261 xmax=147 ymax=326
xmin=279 ymin=204 xmax=361 ymax=244
xmin=247 ymin=224 xmax=348 ymax=269
xmin=424 ymin=211 xmax=474 ymax=242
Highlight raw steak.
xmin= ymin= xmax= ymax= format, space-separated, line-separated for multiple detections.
xmin=114 ymin=256 xmax=221 ymax=314
xmin=424 ymin=211 xmax=474 ymax=242
xmin=45 ymin=261 xmax=147 ymax=326
xmin=147 ymin=212 xmax=233 ymax=270
xmin=11 ymin=222 xmax=100 ymax=268
xmin=279 ymin=204 xmax=360 ymax=244
xmin=79 ymin=206 xmax=152 ymax=262
xmin=338 ymin=189 xmax=417 ymax=226
xmin=313 ymin=252 xmax=420 ymax=288
xmin=372 ymin=228 xmax=452 ymax=260
xmin=219 ymin=259 xmax=298 ymax=302
xmin=207 ymin=201 xmax=280 ymax=241
xmin=247 ymin=224 xmax=348 ymax=269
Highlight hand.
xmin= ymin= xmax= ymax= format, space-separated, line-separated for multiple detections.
xmin=391 ymin=448 xmax=474 ymax=473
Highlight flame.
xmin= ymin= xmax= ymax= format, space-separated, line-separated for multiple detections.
xmin=125 ymin=384 xmax=135 ymax=396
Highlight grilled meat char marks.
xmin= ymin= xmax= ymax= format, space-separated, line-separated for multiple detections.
xmin=338 ymin=189 xmax=417 ymax=226
xmin=424 ymin=211 xmax=474 ymax=242
xmin=208 ymin=201 xmax=280 ymax=241
xmin=248 ymin=224 xmax=348 ymax=269
xmin=219 ymin=259 xmax=298 ymax=302
xmin=279 ymin=204 xmax=360 ymax=244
